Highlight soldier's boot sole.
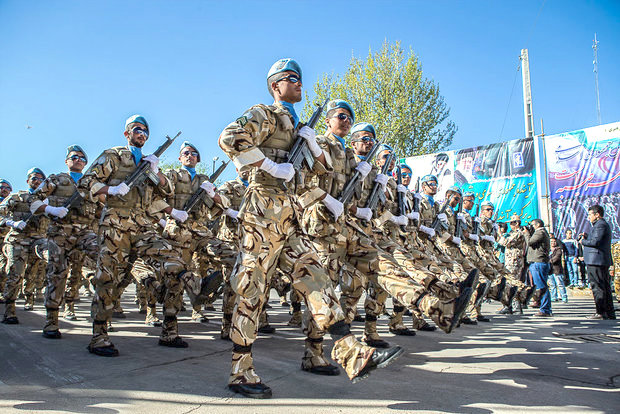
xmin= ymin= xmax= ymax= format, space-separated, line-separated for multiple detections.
xmin=42 ymin=330 xmax=62 ymax=339
xmin=416 ymin=323 xmax=437 ymax=332
xmin=87 ymin=344 xmax=119 ymax=357
xmin=351 ymin=346 xmax=404 ymax=384
xmin=446 ymin=287 xmax=473 ymax=334
xmin=474 ymin=283 xmax=488 ymax=308
xmin=301 ymin=363 xmax=340 ymax=376
xmin=228 ymin=383 xmax=272 ymax=399
xmin=389 ymin=327 xmax=416 ymax=336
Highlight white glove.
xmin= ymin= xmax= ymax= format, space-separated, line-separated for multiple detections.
xmin=452 ymin=236 xmax=462 ymax=246
xmin=170 ymin=208 xmax=188 ymax=223
xmin=493 ymin=223 xmax=498 ymax=231
xmin=45 ymin=205 xmax=69 ymax=218
xmin=323 ymin=194 xmax=344 ymax=220
xmin=413 ymin=192 xmax=422 ymax=200
xmin=407 ymin=211 xmax=420 ymax=221
xmin=143 ymin=154 xmax=159 ymax=174
xmin=224 ymin=208 xmax=238 ymax=219
xmin=355 ymin=161 xmax=371 ymax=178
xmin=457 ymin=213 xmax=467 ymax=223
xmin=5 ymin=219 xmax=24 ymax=230
xmin=474 ymin=217 xmax=481 ymax=223
xmin=159 ymin=219 xmax=167 ymax=228
xmin=437 ymin=213 xmax=448 ymax=223
xmin=107 ymin=183 xmax=130 ymax=197
xmin=299 ymin=126 xmax=321 ymax=157
xmin=374 ymin=173 xmax=389 ymax=188
xmin=355 ymin=207 xmax=373 ymax=221
xmin=260 ymin=158 xmax=295 ymax=182
xmin=390 ymin=215 xmax=408 ymax=226
xmin=468 ymin=234 xmax=479 ymax=242
xmin=482 ymin=235 xmax=495 ymax=243
xmin=397 ymin=184 xmax=408 ymax=194
xmin=200 ymin=181 xmax=216 ymax=198
xmin=419 ymin=225 xmax=436 ymax=238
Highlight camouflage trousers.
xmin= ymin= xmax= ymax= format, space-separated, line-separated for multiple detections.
xmin=419 ymin=237 xmax=467 ymax=282
xmin=229 ymin=216 xmax=374 ymax=384
xmin=3 ymin=237 xmax=48 ymax=318
xmin=90 ymin=221 xmax=186 ymax=348
xmin=43 ymin=223 xmax=98 ymax=332
xmin=0 ymin=242 xmax=7 ymax=299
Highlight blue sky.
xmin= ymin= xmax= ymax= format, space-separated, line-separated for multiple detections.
xmin=1 ymin=0 xmax=619 ymax=190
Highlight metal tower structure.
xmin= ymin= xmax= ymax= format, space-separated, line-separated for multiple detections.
xmin=520 ymin=49 xmax=535 ymax=138
xmin=593 ymin=33 xmax=602 ymax=125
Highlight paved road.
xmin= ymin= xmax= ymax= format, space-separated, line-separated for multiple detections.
xmin=1 ymin=289 xmax=618 ymax=413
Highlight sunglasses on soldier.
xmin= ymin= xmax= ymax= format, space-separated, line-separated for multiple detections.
xmin=401 ymin=172 xmax=412 ymax=178
xmin=330 ymin=113 xmax=353 ymax=124
xmin=0 ymin=185 xmax=10 ymax=191
xmin=277 ymin=74 xmax=301 ymax=85
xmin=353 ymin=136 xmax=374 ymax=143
xmin=182 ymin=150 xmax=199 ymax=157
xmin=132 ymin=126 xmax=149 ymax=137
xmin=68 ymin=155 xmax=87 ymax=162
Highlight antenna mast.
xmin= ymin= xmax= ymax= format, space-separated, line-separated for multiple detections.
xmin=593 ymin=33 xmax=601 ymax=125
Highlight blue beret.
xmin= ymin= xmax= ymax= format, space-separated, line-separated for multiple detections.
xmin=399 ymin=163 xmax=412 ymax=172
xmin=379 ymin=143 xmax=394 ymax=153
xmin=125 ymin=114 xmax=149 ymax=131
xmin=27 ymin=167 xmax=45 ymax=179
xmin=267 ymin=58 xmax=302 ymax=80
xmin=351 ymin=122 xmax=376 ymax=138
xmin=463 ymin=191 xmax=475 ymax=198
xmin=421 ymin=174 xmax=437 ymax=184
xmin=66 ymin=144 xmax=87 ymax=163
xmin=0 ymin=179 xmax=11 ymax=189
xmin=447 ymin=185 xmax=462 ymax=196
xmin=481 ymin=200 xmax=494 ymax=208
xmin=326 ymin=99 xmax=355 ymax=123
xmin=180 ymin=140 xmax=201 ymax=162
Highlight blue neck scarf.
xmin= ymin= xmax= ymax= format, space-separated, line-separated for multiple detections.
xmin=279 ymin=101 xmax=299 ymax=127
xmin=128 ymin=145 xmax=142 ymax=165
xmin=357 ymin=154 xmax=367 ymax=161
xmin=333 ymin=134 xmax=346 ymax=151
xmin=424 ymin=194 xmax=435 ymax=207
xmin=69 ymin=172 xmax=83 ymax=183
xmin=240 ymin=177 xmax=249 ymax=187
xmin=183 ymin=166 xmax=196 ymax=181
xmin=28 ymin=188 xmax=36 ymax=194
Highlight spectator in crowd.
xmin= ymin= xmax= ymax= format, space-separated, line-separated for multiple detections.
xmin=495 ymin=222 xmax=508 ymax=264
xmin=525 ymin=219 xmax=552 ymax=317
xmin=549 ymin=238 xmax=568 ymax=303
xmin=580 ymin=205 xmax=616 ymax=320
xmin=563 ymin=230 xmax=579 ymax=287
xmin=576 ymin=240 xmax=588 ymax=288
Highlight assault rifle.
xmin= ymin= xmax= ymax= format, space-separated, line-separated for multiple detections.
xmin=471 ymin=204 xmax=481 ymax=238
xmin=337 ymin=139 xmax=382 ymax=205
xmin=284 ymin=97 xmax=329 ymax=190
xmin=454 ymin=199 xmax=464 ymax=239
xmin=395 ymin=164 xmax=407 ymax=232
xmin=431 ymin=194 xmax=454 ymax=233
xmin=19 ymin=177 xmax=87 ymax=229
xmin=363 ymin=151 xmax=395 ymax=224
xmin=411 ymin=177 xmax=421 ymax=225
xmin=124 ymin=131 xmax=182 ymax=193
xmin=183 ymin=160 xmax=230 ymax=213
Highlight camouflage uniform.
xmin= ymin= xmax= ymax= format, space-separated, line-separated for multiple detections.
xmin=217 ymin=177 xmax=247 ymax=337
xmin=219 ymin=102 xmax=377 ymax=383
xmin=81 ymin=145 xmax=187 ymax=351
xmin=31 ymin=172 xmax=99 ymax=335
xmin=499 ymin=228 xmax=532 ymax=304
xmin=0 ymin=217 xmax=10 ymax=302
xmin=1 ymin=191 xmax=49 ymax=320
xmin=163 ymin=167 xmax=233 ymax=322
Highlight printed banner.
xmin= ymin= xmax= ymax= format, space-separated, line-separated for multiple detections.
xmin=545 ymin=121 xmax=620 ymax=240
xmin=405 ymin=137 xmax=538 ymax=222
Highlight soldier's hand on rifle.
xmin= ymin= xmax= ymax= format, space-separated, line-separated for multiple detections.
xmin=419 ymin=225 xmax=436 ymax=238
xmin=6 ymin=219 xmax=26 ymax=231
xmin=407 ymin=211 xmax=420 ymax=222
xmin=200 ymin=181 xmax=216 ymax=198
xmin=437 ymin=213 xmax=448 ymax=224
xmin=452 ymin=236 xmax=462 ymax=246
xmin=390 ymin=215 xmax=408 ymax=226
xmin=354 ymin=207 xmax=373 ymax=221
xmin=170 ymin=208 xmax=189 ymax=223
xmin=355 ymin=161 xmax=371 ymax=178
xmin=456 ymin=213 xmax=467 ymax=223
xmin=45 ymin=205 xmax=69 ymax=218
xmin=413 ymin=192 xmax=422 ymax=200
xmin=298 ymin=126 xmax=322 ymax=157
xmin=143 ymin=154 xmax=160 ymax=174
xmin=374 ymin=173 xmax=388 ymax=189
xmin=397 ymin=184 xmax=408 ymax=194
xmin=481 ymin=234 xmax=495 ymax=243
xmin=468 ymin=234 xmax=479 ymax=242
xmin=159 ymin=218 xmax=167 ymax=228
xmin=259 ymin=158 xmax=295 ymax=182
xmin=107 ymin=183 xmax=130 ymax=197
xmin=323 ymin=194 xmax=344 ymax=220
xmin=224 ymin=208 xmax=239 ymax=220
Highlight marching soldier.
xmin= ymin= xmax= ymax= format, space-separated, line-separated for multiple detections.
xmin=219 ymin=59 xmax=403 ymax=398
xmin=81 ymin=114 xmax=193 ymax=355
xmin=0 ymin=179 xmax=13 ymax=303
xmin=1 ymin=168 xmax=49 ymax=323
xmin=29 ymin=145 xmax=100 ymax=339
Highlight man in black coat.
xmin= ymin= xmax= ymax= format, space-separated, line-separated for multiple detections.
xmin=580 ymin=204 xmax=616 ymax=319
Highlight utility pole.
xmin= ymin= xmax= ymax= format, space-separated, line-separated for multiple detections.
xmin=520 ymin=49 xmax=535 ymax=138
xmin=593 ymin=33 xmax=602 ymax=125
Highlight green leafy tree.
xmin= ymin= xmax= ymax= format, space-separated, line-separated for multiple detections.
xmin=302 ymin=40 xmax=456 ymax=157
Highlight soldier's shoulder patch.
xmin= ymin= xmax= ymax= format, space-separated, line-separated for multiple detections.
xmin=236 ymin=115 xmax=249 ymax=127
